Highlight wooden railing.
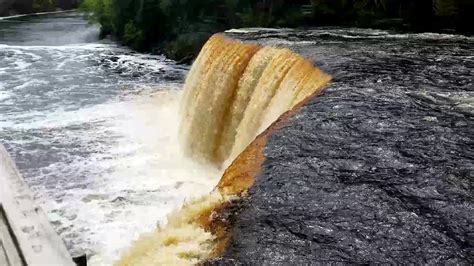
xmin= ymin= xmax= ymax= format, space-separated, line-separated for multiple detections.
xmin=0 ymin=144 xmax=74 ymax=266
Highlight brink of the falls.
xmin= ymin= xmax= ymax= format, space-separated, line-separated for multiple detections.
xmin=180 ymin=34 xmax=331 ymax=167
xmin=118 ymin=34 xmax=331 ymax=266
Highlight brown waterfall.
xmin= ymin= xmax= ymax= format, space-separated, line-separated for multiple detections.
xmin=180 ymin=34 xmax=331 ymax=167
xmin=180 ymin=35 xmax=260 ymax=164
xmin=118 ymin=34 xmax=331 ymax=266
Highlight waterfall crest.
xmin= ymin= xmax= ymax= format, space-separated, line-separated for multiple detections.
xmin=180 ymin=34 xmax=331 ymax=166
xmin=118 ymin=34 xmax=331 ymax=266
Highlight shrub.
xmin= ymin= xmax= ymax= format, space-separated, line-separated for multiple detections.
xmin=80 ymin=0 xmax=474 ymax=61
xmin=33 ymin=0 xmax=55 ymax=12
xmin=123 ymin=21 xmax=145 ymax=50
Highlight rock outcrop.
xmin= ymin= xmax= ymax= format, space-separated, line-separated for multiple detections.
xmin=117 ymin=34 xmax=331 ymax=265
xmin=207 ymin=29 xmax=474 ymax=264
xmin=213 ymin=88 xmax=473 ymax=264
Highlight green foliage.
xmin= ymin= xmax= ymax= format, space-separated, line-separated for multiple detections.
xmin=123 ymin=21 xmax=145 ymax=50
xmin=81 ymin=0 xmax=289 ymax=55
xmin=81 ymin=0 xmax=474 ymax=60
xmin=81 ymin=0 xmax=114 ymax=35
xmin=33 ymin=0 xmax=55 ymax=12
xmin=311 ymin=0 xmax=473 ymax=31
xmin=433 ymin=0 xmax=457 ymax=17
xmin=164 ymin=32 xmax=210 ymax=63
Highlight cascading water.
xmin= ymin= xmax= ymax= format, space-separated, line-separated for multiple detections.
xmin=1 ymin=13 xmax=332 ymax=266
xmin=0 ymin=13 xmax=223 ymax=265
xmin=2 ymin=8 xmax=471 ymax=265
xmin=118 ymin=34 xmax=331 ymax=265
xmin=180 ymin=34 xmax=331 ymax=167
xmin=6 ymin=12 xmax=468 ymax=266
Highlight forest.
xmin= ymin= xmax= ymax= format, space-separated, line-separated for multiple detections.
xmin=0 ymin=0 xmax=79 ymax=15
xmin=78 ymin=0 xmax=472 ymax=61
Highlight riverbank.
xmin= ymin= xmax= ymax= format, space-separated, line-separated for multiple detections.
xmin=115 ymin=28 xmax=474 ymax=265
xmin=0 ymin=12 xmax=221 ymax=264
xmin=2 ymin=11 xmax=472 ymax=264
xmin=0 ymin=9 xmax=76 ymax=20
xmin=0 ymin=0 xmax=79 ymax=17
xmin=81 ymin=0 xmax=474 ymax=62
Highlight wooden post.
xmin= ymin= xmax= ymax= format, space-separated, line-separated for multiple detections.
xmin=0 ymin=144 xmax=74 ymax=266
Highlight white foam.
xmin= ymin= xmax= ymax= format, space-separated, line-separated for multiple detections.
xmin=312 ymin=29 xmax=474 ymax=40
xmin=0 ymin=10 xmax=77 ymax=20
xmin=105 ymin=53 xmax=178 ymax=74
xmin=23 ymin=90 xmax=221 ymax=265
xmin=226 ymin=27 xmax=474 ymax=41
xmin=0 ymin=43 xmax=116 ymax=51
xmin=226 ymin=27 xmax=291 ymax=33
xmin=0 ymin=13 xmax=200 ymax=265
xmin=0 ymin=90 xmax=11 ymax=102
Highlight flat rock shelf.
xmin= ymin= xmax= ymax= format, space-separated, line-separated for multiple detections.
xmin=211 ymin=29 xmax=474 ymax=264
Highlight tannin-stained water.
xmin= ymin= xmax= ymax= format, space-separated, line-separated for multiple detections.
xmin=2 ymin=12 xmax=472 ymax=266
xmin=180 ymin=35 xmax=330 ymax=167
xmin=0 ymin=12 xmax=221 ymax=265
xmin=118 ymin=35 xmax=331 ymax=266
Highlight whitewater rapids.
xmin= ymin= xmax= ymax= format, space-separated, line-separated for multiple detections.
xmin=0 ymin=12 xmax=221 ymax=265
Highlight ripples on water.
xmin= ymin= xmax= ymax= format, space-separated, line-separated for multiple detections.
xmin=1 ymin=13 xmax=472 ymax=265
xmin=0 ymin=12 xmax=220 ymax=264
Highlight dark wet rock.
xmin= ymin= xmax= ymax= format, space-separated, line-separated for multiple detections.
xmin=73 ymin=254 xmax=87 ymax=266
xmin=215 ymin=30 xmax=474 ymax=264
xmin=216 ymin=90 xmax=473 ymax=264
xmin=65 ymin=214 xmax=77 ymax=221
xmin=174 ymin=181 xmax=184 ymax=189
xmin=111 ymin=196 xmax=130 ymax=204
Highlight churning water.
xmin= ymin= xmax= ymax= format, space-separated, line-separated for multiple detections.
xmin=0 ymin=12 xmax=221 ymax=264
xmin=1 ymin=12 xmax=473 ymax=266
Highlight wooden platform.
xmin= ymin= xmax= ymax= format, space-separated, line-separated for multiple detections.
xmin=0 ymin=144 xmax=74 ymax=266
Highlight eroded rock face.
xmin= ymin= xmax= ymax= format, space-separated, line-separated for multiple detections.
xmin=211 ymin=29 xmax=473 ymax=264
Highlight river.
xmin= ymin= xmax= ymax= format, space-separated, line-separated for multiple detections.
xmin=1 ymin=12 xmax=473 ymax=265
xmin=0 ymin=12 xmax=221 ymax=264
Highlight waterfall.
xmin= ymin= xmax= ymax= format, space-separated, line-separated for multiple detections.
xmin=180 ymin=34 xmax=331 ymax=167
xmin=118 ymin=34 xmax=331 ymax=266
